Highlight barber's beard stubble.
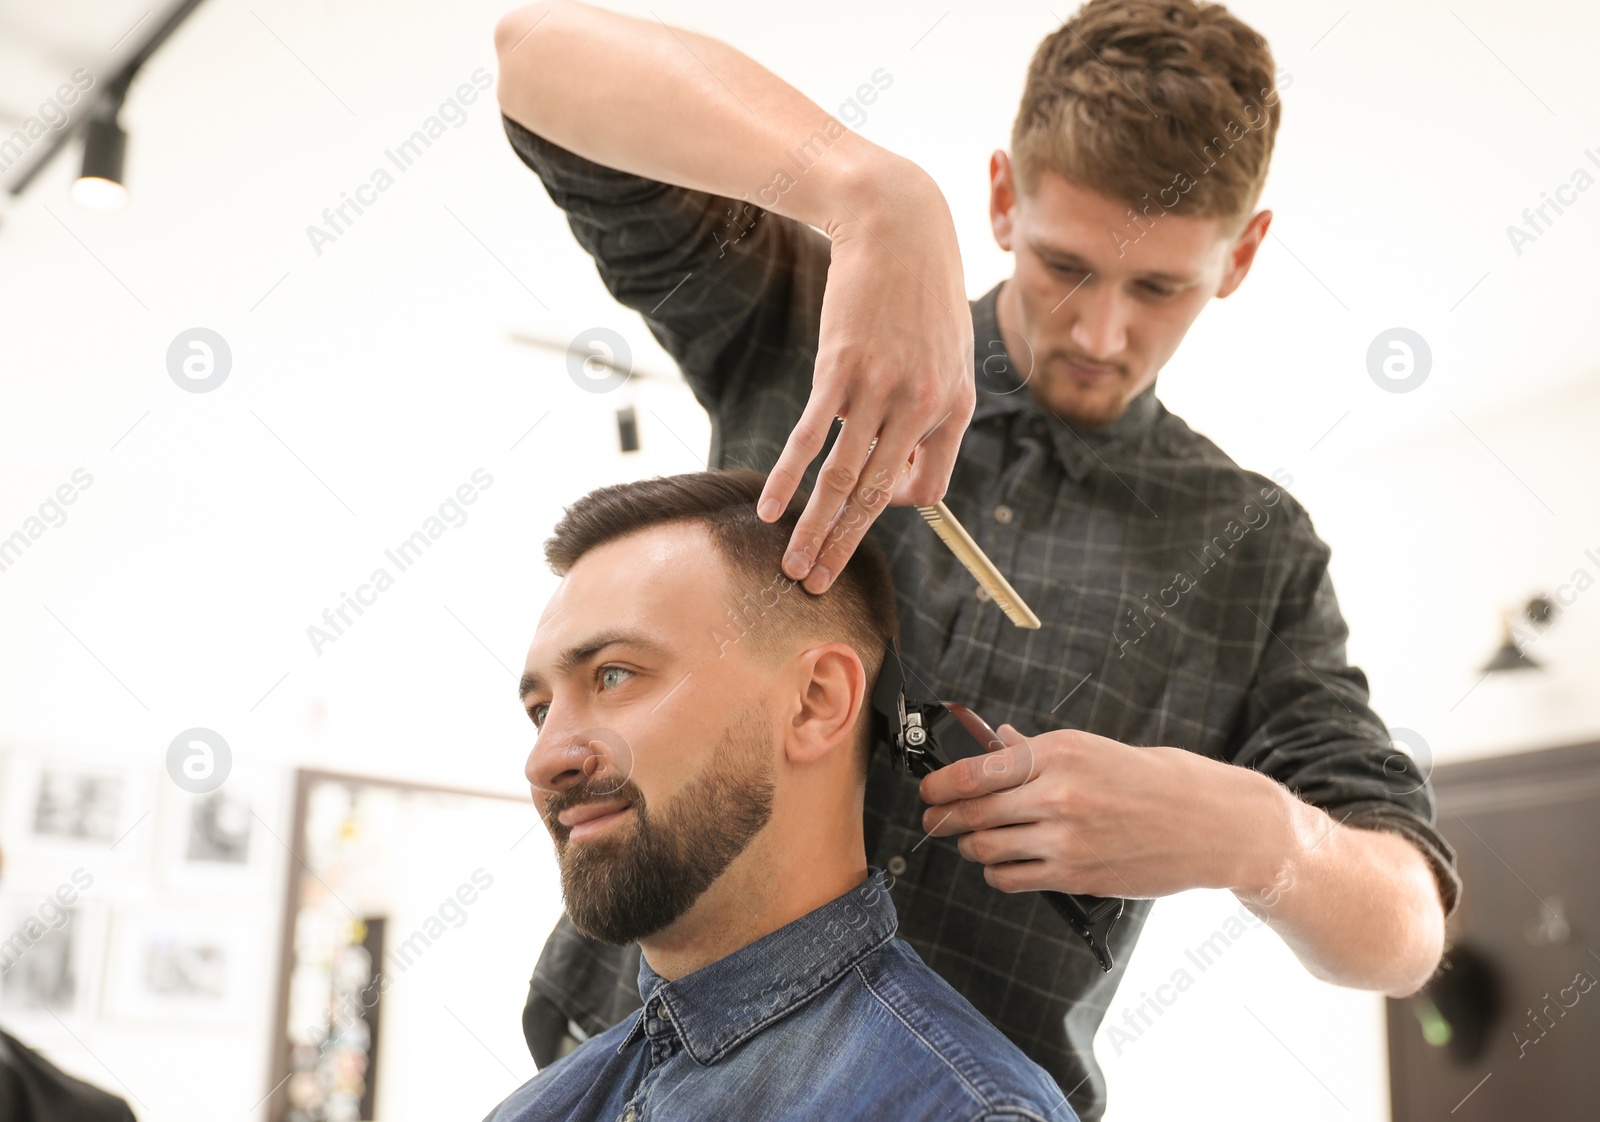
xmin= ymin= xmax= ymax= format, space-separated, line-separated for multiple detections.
xmin=541 ymin=706 xmax=775 ymax=945
xmin=1038 ymin=355 xmax=1134 ymax=429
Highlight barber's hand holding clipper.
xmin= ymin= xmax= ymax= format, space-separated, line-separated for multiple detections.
xmin=917 ymin=722 xmax=1300 ymax=907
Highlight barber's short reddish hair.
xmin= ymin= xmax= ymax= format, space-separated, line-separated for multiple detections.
xmin=1011 ymin=0 xmax=1284 ymax=228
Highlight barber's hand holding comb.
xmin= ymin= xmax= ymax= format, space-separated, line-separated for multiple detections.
xmin=754 ymin=162 xmax=975 ymax=595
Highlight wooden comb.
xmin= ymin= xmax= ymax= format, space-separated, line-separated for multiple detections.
xmin=916 ymin=501 xmax=1041 ymax=629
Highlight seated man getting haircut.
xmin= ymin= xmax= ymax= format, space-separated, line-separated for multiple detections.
xmin=490 ymin=469 xmax=1075 ymax=1122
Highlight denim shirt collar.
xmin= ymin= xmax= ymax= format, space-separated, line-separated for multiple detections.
xmin=970 ymin=280 xmax=1161 ymax=482
xmin=619 ymin=869 xmax=898 ymax=1066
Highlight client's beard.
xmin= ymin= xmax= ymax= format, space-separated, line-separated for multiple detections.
xmin=540 ymin=705 xmax=775 ymax=945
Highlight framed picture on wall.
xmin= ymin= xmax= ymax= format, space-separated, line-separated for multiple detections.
xmin=155 ymin=771 xmax=281 ymax=891
xmin=0 ymin=892 xmax=107 ymax=1033
xmin=0 ymin=753 xmax=156 ymax=870
xmin=103 ymin=907 xmax=257 ymax=1028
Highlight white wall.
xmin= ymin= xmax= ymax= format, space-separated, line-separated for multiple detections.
xmin=0 ymin=1 xmax=1595 ymax=1119
xmin=1097 ymin=375 xmax=1600 ymax=1122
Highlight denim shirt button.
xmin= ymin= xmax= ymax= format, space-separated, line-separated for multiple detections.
xmin=620 ymin=1107 xmax=637 ymax=1122
xmin=887 ymin=855 xmax=908 ymax=876
xmin=994 ymin=504 xmax=1014 ymax=525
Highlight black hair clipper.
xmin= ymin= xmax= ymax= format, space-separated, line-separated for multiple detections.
xmin=869 ymin=641 xmax=1125 ymax=972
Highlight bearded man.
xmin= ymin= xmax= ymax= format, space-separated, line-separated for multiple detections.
xmin=489 ymin=469 xmax=1077 ymax=1122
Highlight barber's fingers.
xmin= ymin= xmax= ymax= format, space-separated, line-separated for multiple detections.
xmin=800 ymin=413 xmax=928 ymax=594
xmin=893 ymin=393 xmax=972 ymax=508
xmin=759 ymin=339 xmax=974 ymax=590
xmin=792 ymin=421 xmax=885 ymax=590
xmin=954 ymin=822 xmax=1054 ymax=867
xmin=769 ymin=398 xmax=888 ymax=589
xmin=919 ymin=726 xmax=1036 ymax=806
xmin=758 ymin=385 xmax=843 ymax=564
xmin=802 ymin=399 xmax=974 ymax=594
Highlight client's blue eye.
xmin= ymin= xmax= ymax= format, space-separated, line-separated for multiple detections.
xmin=599 ymin=666 xmax=633 ymax=690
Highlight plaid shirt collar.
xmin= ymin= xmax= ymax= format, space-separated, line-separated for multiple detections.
xmin=969 ymin=281 xmax=1162 ymax=483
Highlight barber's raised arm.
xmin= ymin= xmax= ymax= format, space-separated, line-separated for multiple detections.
xmin=495 ymin=1 xmax=974 ymax=593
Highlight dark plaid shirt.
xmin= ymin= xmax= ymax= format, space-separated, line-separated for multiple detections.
xmin=501 ymin=114 xmax=1461 ymax=1121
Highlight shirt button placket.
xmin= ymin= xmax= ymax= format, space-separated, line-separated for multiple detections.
xmin=645 ymin=997 xmax=675 ymax=1067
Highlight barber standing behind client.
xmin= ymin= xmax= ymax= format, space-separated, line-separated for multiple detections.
xmin=493 ymin=1 xmax=1462 ymax=1117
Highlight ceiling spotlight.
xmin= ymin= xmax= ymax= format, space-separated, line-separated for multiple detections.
xmin=72 ymin=108 xmax=128 ymax=211
xmin=4 ymin=0 xmax=209 ymax=204
xmin=1481 ymin=626 xmax=1537 ymax=673
xmin=1481 ymin=594 xmax=1557 ymax=673
xmin=616 ymin=405 xmax=640 ymax=453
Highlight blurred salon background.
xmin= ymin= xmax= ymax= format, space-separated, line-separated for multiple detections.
xmin=0 ymin=1 xmax=1595 ymax=1119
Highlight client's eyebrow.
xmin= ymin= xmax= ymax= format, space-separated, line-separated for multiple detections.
xmin=518 ymin=628 xmax=672 ymax=703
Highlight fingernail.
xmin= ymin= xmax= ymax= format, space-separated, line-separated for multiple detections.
xmin=785 ymin=551 xmax=812 ymax=577
xmin=758 ymin=498 xmax=780 ymax=521
xmin=804 ymin=562 xmax=831 ymax=592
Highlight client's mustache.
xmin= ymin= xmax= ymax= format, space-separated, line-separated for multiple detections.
xmin=540 ymin=774 xmax=646 ymax=843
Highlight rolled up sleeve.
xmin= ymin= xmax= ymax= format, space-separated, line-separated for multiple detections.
xmin=499 ymin=113 xmax=828 ymax=414
xmin=1227 ymin=507 xmax=1462 ymax=916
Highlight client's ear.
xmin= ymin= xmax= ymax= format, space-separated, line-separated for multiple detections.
xmin=785 ymin=643 xmax=866 ymax=767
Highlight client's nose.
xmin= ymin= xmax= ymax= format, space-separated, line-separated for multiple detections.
xmin=525 ymin=725 xmax=634 ymax=795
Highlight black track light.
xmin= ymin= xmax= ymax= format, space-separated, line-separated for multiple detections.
xmin=73 ymin=105 xmax=128 ymax=210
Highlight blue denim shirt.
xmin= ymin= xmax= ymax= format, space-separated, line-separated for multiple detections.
xmin=486 ymin=871 xmax=1077 ymax=1122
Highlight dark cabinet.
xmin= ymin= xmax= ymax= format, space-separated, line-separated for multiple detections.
xmin=1387 ymin=739 xmax=1600 ymax=1120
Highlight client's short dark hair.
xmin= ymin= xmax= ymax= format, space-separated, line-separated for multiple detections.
xmin=544 ymin=470 xmax=899 ymax=759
